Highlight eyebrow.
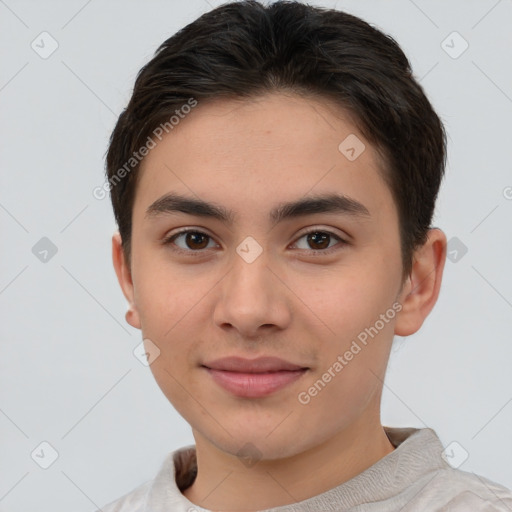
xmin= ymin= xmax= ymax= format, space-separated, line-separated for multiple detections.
xmin=145 ymin=192 xmax=370 ymax=226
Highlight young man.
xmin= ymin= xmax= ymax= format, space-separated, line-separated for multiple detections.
xmin=100 ymin=1 xmax=512 ymax=510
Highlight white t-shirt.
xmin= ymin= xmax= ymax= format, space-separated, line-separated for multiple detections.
xmin=98 ymin=426 xmax=512 ymax=511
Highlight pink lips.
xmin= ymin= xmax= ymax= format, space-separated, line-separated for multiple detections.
xmin=202 ymin=356 xmax=308 ymax=398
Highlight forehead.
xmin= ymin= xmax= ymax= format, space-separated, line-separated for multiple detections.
xmin=134 ymin=92 xmax=394 ymax=222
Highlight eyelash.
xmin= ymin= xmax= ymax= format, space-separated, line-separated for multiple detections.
xmin=161 ymin=228 xmax=349 ymax=256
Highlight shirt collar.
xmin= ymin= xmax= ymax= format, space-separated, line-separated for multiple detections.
xmin=144 ymin=427 xmax=448 ymax=511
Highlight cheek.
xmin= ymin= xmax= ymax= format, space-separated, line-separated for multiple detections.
xmin=300 ymin=256 xmax=399 ymax=401
xmin=134 ymin=250 xmax=199 ymax=329
xmin=302 ymin=261 xmax=398 ymax=339
xmin=132 ymin=255 xmax=217 ymax=364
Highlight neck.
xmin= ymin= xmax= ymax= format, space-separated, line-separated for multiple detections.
xmin=182 ymin=413 xmax=395 ymax=511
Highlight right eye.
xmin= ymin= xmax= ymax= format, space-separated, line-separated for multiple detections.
xmin=162 ymin=229 xmax=219 ymax=253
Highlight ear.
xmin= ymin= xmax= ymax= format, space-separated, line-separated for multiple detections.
xmin=112 ymin=231 xmax=141 ymax=330
xmin=394 ymin=228 xmax=447 ymax=336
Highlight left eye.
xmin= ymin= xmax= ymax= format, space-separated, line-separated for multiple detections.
xmin=293 ymin=231 xmax=345 ymax=251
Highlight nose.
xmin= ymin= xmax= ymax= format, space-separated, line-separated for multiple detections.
xmin=213 ymin=247 xmax=292 ymax=340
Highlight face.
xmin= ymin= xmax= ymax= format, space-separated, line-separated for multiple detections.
xmin=115 ymin=92 xmax=415 ymax=461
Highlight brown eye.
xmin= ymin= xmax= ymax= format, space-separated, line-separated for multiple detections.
xmin=307 ymin=232 xmax=331 ymax=250
xmin=164 ymin=230 xmax=216 ymax=252
xmin=184 ymin=232 xmax=210 ymax=250
xmin=293 ymin=229 xmax=347 ymax=253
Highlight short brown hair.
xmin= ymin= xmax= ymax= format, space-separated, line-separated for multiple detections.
xmin=105 ymin=0 xmax=446 ymax=278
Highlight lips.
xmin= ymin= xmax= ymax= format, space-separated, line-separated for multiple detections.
xmin=203 ymin=356 xmax=307 ymax=373
xmin=202 ymin=356 xmax=309 ymax=398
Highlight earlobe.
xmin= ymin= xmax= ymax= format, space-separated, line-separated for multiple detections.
xmin=394 ymin=228 xmax=447 ymax=337
xmin=112 ymin=231 xmax=141 ymax=330
xmin=125 ymin=305 xmax=140 ymax=329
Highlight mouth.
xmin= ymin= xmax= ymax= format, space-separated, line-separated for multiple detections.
xmin=201 ymin=356 xmax=309 ymax=398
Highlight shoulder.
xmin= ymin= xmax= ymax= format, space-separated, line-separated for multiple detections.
xmin=383 ymin=427 xmax=512 ymax=511
xmin=407 ymin=466 xmax=512 ymax=511
xmin=94 ymin=446 xmax=196 ymax=512
xmin=95 ymin=480 xmax=152 ymax=512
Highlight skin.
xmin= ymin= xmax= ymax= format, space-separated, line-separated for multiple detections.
xmin=112 ymin=92 xmax=446 ymax=511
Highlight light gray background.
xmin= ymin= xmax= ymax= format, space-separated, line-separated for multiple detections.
xmin=1 ymin=0 xmax=511 ymax=511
